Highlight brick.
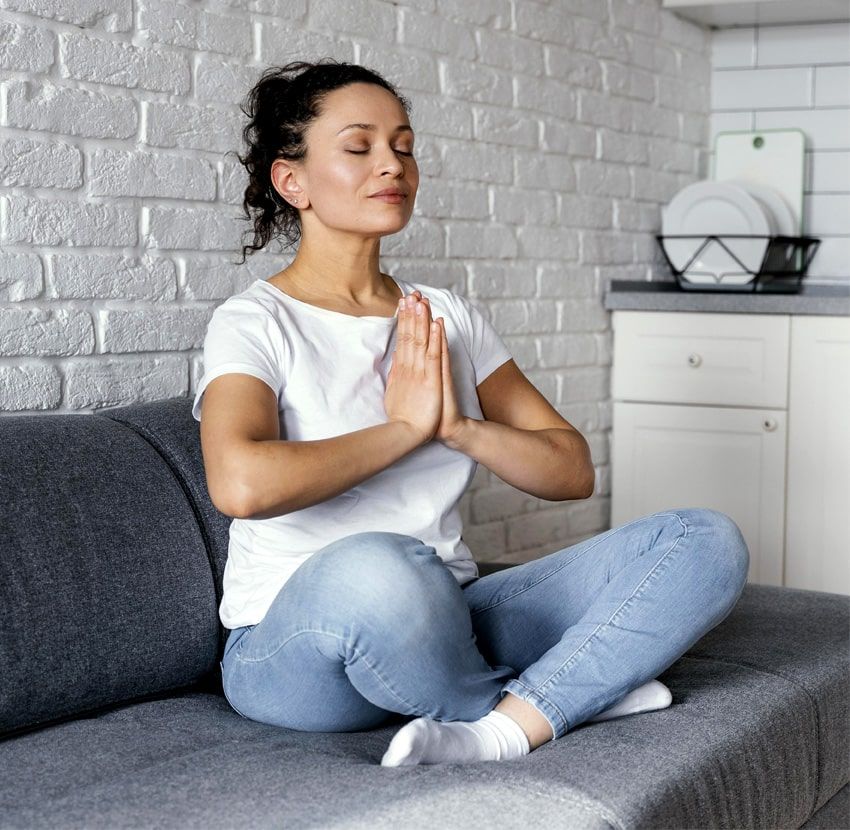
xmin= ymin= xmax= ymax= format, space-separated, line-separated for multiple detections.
xmin=144 ymin=206 xmax=243 ymax=251
xmin=468 ymin=262 xmax=536 ymax=298
xmin=445 ymin=221 xmax=517 ymax=258
xmin=196 ymin=58 xmax=262 ymax=103
xmin=219 ymin=158 xmax=248 ymax=205
xmin=64 ymin=355 xmax=187 ymax=408
xmin=477 ymin=28 xmax=544 ymax=75
xmin=544 ymin=44 xmax=603 ymax=88
xmin=0 ymin=0 xmax=132 ymax=32
xmin=2 ymin=79 xmax=137 ymax=140
xmin=310 ymin=0 xmax=396 ymax=40
xmin=399 ymin=7 xmax=476 ymax=58
xmin=100 ymin=306 xmax=211 ymax=353
xmin=215 ymin=0 xmax=306 ymax=16
xmin=143 ymin=101 xmax=242 ymax=153
xmin=513 ymin=149 xmax=576 ymax=190
xmin=0 ymin=20 xmax=54 ymax=72
xmin=0 ymin=308 xmax=94 ymax=355
xmin=0 ymin=252 xmax=43 ymax=301
xmin=516 ymin=225 xmax=580 ymax=260
xmin=442 ymin=138 xmax=513 ymax=183
xmin=0 ymin=135 xmax=82 ymax=189
xmin=574 ymin=160 xmax=631 ymax=198
xmin=490 ymin=298 xmax=558 ymax=334
xmin=2 ymin=195 xmax=136 ymax=247
xmin=357 ymin=45 xmax=440 ymax=94
xmin=49 ymin=254 xmax=176 ymax=300
xmin=258 ymin=23 xmax=353 ymax=64
xmin=408 ymin=94 xmax=472 ymax=139
xmin=472 ymin=104 xmax=538 ymax=148
xmin=442 ymin=59 xmax=513 ymax=106
xmin=492 ymin=187 xmax=557 ymax=226
xmin=0 ymin=364 xmax=61 ymax=411
xmin=138 ymin=0 xmax=252 ymax=58
xmin=182 ymin=254 xmax=286 ymax=301
xmin=60 ymin=32 xmax=190 ymax=94
xmin=89 ymin=148 xmax=216 ymax=200
xmin=437 ymin=0 xmax=508 ymax=26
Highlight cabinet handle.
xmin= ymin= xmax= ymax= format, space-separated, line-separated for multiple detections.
xmin=687 ymin=352 xmax=702 ymax=368
xmin=762 ymin=417 xmax=777 ymax=432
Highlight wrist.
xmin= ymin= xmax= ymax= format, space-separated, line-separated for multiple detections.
xmin=444 ymin=416 xmax=476 ymax=452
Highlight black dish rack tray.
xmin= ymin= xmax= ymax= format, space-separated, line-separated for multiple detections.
xmin=655 ymin=234 xmax=821 ymax=294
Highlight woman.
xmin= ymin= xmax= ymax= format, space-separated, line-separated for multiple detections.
xmin=194 ymin=60 xmax=750 ymax=768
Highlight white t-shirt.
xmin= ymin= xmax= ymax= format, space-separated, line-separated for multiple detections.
xmin=192 ymin=276 xmax=513 ymax=630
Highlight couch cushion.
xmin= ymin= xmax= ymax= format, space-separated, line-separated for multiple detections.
xmin=99 ymin=397 xmax=233 ymax=659
xmin=1 ymin=583 xmax=846 ymax=829
xmin=0 ymin=414 xmax=219 ymax=738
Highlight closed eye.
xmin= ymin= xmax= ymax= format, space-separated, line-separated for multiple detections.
xmin=346 ymin=149 xmax=414 ymax=156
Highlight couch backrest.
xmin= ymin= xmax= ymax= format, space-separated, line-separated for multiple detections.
xmin=0 ymin=397 xmax=230 ymax=738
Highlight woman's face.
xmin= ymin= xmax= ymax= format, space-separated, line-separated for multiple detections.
xmin=285 ymin=82 xmax=419 ymax=239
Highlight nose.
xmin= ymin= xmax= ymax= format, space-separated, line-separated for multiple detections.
xmin=374 ymin=145 xmax=404 ymax=177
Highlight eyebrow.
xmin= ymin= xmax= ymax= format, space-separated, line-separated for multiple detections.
xmin=336 ymin=123 xmax=414 ymax=135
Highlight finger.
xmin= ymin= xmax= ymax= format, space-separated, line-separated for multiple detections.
xmin=425 ymin=315 xmax=441 ymax=372
xmin=438 ymin=317 xmax=449 ymax=377
xmin=412 ymin=299 xmax=431 ymax=375
xmin=398 ymin=295 xmax=413 ymax=368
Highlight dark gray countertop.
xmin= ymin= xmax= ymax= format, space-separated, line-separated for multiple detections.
xmin=603 ymin=279 xmax=850 ymax=316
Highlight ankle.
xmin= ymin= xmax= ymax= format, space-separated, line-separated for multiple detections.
xmin=494 ymin=693 xmax=555 ymax=750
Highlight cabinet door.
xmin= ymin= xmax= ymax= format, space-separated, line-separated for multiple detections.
xmin=611 ymin=401 xmax=787 ymax=586
xmin=785 ymin=316 xmax=850 ymax=595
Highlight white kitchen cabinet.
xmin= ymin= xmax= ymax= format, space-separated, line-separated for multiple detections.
xmin=610 ymin=309 xmax=850 ymax=596
xmin=661 ymin=0 xmax=850 ymax=28
xmin=784 ymin=315 xmax=850 ymax=594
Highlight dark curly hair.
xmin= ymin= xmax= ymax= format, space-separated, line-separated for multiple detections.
xmin=234 ymin=59 xmax=412 ymax=264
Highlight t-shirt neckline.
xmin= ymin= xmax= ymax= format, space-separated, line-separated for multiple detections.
xmin=254 ymin=276 xmax=406 ymax=324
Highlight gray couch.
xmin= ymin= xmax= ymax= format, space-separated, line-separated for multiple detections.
xmin=1 ymin=396 xmax=847 ymax=829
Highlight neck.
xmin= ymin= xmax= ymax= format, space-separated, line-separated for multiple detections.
xmin=282 ymin=225 xmax=388 ymax=303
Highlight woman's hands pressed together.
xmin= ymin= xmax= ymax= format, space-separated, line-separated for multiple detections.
xmin=384 ymin=290 xmax=467 ymax=448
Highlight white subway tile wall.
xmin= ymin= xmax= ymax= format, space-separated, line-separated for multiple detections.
xmin=710 ymin=21 xmax=850 ymax=282
xmin=0 ymin=0 xmax=743 ymax=557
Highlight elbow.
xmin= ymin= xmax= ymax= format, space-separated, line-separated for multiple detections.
xmin=581 ymin=466 xmax=595 ymax=499
xmin=209 ymin=479 xmax=255 ymax=520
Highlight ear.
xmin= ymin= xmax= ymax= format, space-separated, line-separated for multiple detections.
xmin=270 ymin=158 xmax=307 ymax=209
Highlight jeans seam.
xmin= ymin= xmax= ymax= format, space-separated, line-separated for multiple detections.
xmin=471 ymin=512 xmax=688 ymax=617
xmin=229 ymin=628 xmax=420 ymax=714
xmin=531 ymin=512 xmax=690 ymax=697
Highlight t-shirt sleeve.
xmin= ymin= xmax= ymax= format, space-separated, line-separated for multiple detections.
xmin=452 ymin=293 xmax=513 ymax=386
xmin=192 ymin=298 xmax=285 ymax=422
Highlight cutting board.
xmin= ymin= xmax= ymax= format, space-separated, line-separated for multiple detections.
xmin=712 ymin=128 xmax=806 ymax=236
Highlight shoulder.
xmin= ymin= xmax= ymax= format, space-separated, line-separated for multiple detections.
xmin=203 ymin=282 xmax=288 ymax=354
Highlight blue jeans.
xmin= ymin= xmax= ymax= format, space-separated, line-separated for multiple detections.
xmin=220 ymin=507 xmax=749 ymax=740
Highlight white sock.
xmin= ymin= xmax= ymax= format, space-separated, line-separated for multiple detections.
xmin=586 ymin=679 xmax=673 ymax=723
xmin=380 ymin=709 xmax=531 ymax=767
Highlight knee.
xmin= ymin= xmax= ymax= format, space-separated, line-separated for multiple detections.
xmin=679 ymin=508 xmax=750 ymax=602
xmin=309 ymin=531 xmax=450 ymax=628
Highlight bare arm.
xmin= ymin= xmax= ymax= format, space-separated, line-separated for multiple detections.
xmin=440 ymin=357 xmax=595 ymax=501
xmin=199 ymin=373 xmax=424 ymax=520
xmin=446 ymin=419 xmax=594 ymax=501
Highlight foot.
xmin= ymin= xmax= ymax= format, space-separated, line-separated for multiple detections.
xmin=380 ymin=709 xmax=530 ymax=767
xmin=586 ymin=679 xmax=673 ymax=723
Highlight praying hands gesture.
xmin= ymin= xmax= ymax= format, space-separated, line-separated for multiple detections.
xmin=385 ymin=290 xmax=467 ymax=448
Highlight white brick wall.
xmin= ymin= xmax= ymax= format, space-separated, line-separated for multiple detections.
xmin=710 ymin=21 xmax=850 ymax=283
xmin=0 ymin=0 xmax=713 ymax=559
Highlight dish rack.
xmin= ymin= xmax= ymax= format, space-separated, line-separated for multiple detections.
xmin=655 ymin=234 xmax=821 ymax=293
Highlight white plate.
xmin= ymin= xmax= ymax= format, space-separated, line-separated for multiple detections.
xmin=662 ymin=180 xmax=772 ymax=283
xmin=727 ymin=179 xmax=795 ymax=236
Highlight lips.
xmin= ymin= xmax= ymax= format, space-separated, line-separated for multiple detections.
xmin=370 ymin=188 xmax=406 ymax=198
